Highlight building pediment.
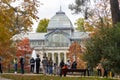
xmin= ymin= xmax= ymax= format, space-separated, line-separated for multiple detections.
xmin=45 ymin=29 xmax=70 ymax=39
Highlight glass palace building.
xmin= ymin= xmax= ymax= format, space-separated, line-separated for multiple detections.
xmin=23 ymin=10 xmax=89 ymax=65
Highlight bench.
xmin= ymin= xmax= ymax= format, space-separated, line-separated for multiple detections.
xmin=62 ymin=69 xmax=87 ymax=76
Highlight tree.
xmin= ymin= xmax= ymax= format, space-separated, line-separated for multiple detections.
xmin=0 ymin=0 xmax=40 ymax=68
xmin=69 ymin=0 xmax=91 ymax=19
xmin=75 ymin=18 xmax=85 ymax=31
xmin=83 ymin=23 xmax=120 ymax=74
xmin=36 ymin=18 xmax=49 ymax=32
xmin=16 ymin=38 xmax=32 ymax=58
xmin=75 ymin=18 xmax=95 ymax=32
xmin=0 ymin=25 xmax=16 ymax=71
xmin=74 ymin=0 xmax=112 ymax=33
xmin=69 ymin=0 xmax=120 ymax=24
xmin=0 ymin=0 xmax=39 ymax=35
xmin=16 ymin=38 xmax=32 ymax=68
xmin=67 ymin=42 xmax=86 ymax=68
xmin=110 ymin=0 xmax=120 ymax=24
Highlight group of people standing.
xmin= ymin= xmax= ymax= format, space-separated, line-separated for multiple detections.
xmin=30 ymin=56 xmax=54 ymax=75
xmin=13 ymin=54 xmax=77 ymax=76
xmin=13 ymin=55 xmax=41 ymax=74
xmin=13 ymin=55 xmax=54 ymax=75
xmin=30 ymin=55 xmax=54 ymax=75
xmin=41 ymin=57 xmax=53 ymax=75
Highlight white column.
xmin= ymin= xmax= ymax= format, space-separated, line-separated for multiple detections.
xmin=46 ymin=52 xmax=48 ymax=58
xmin=58 ymin=53 xmax=61 ymax=65
xmin=40 ymin=52 xmax=43 ymax=60
xmin=52 ymin=53 xmax=55 ymax=63
xmin=64 ymin=52 xmax=67 ymax=64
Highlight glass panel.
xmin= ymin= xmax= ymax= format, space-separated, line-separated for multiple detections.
xmin=47 ymin=33 xmax=70 ymax=47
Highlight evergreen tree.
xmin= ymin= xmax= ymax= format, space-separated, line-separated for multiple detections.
xmin=84 ymin=23 xmax=120 ymax=74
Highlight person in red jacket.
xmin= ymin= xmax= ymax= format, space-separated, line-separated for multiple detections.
xmin=62 ymin=64 xmax=68 ymax=77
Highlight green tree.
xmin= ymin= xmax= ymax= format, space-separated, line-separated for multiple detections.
xmin=75 ymin=18 xmax=85 ymax=31
xmin=36 ymin=18 xmax=49 ymax=32
xmin=83 ymin=23 xmax=120 ymax=74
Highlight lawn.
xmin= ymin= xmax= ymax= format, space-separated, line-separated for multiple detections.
xmin=0 ymin=74 xmax=118 ymax=80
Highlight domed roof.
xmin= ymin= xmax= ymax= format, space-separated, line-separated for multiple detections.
xmin=47 ymin=10 xmax=74 ymax=30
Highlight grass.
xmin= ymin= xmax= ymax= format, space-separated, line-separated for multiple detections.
xmin=0 ymin=74 xmax=118 ymax=80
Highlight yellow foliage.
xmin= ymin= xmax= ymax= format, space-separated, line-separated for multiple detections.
xmin=67 ymin=42 xmax=86 ymax=68
xmin=0 ymin=0 xmax=39 ymax=71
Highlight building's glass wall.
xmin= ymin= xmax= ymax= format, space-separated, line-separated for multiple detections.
xmin=30 ymin=40 xmax=44 ymax=47
xmin=46 ymin=33 xmax=70 ymax=47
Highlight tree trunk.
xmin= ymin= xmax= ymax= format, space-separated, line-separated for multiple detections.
xmin=110 ymin=0 xmax=120 ymax=25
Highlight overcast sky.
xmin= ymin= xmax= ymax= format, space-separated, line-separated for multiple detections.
xmin=32 ymin=0 xmax=82 ymax=32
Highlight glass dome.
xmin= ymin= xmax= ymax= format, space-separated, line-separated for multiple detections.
xmin=47 ymin=11 xmax=74 ymax=30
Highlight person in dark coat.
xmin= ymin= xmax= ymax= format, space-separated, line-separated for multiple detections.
xmin=59 ymin=60 xmax=65 ymax=77
xmin=103 ymin=68 xmax=108 ymax=77
xmin=35 ymin=55 xmax=41 ymax=74
xmin=20 ymin=56 xmax=25 ymax=74
xmin=30 ymin=57 xmax=35 ymax=73
xmin=71 ymin=61 xmax=77 ymax=69
xmin=0 ymin=58 xmax=2 ymax=74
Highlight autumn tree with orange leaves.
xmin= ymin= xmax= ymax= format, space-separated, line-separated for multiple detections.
xmin=16 ymin=37 xmax=32 ymax=66
xmin=67 ymin=41 xmax=86 ymax=68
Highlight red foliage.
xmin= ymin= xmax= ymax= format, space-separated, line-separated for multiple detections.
xmin=16 ymin=37 xmax=32 ymax=57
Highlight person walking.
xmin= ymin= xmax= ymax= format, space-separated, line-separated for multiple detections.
xmin=20 ymin=56 xmax=25 ymax=74
xmin=13 ymin=57 xmax=18 ymax=74
xmin=0 ymin=58 xmax=2 ymax=74
xmin=30 ymin=57 xmax=35 ymax=73
xmin=35 ymin=55 xmax=41 ymax=74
